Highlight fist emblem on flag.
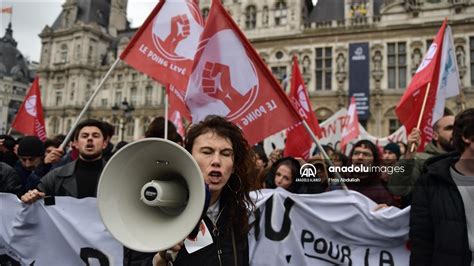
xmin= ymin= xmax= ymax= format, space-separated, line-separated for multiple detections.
xmin=201 ymin=62 xmax=253 ymax=108
xmin=162 ymin=14 xmax=191 ymax=56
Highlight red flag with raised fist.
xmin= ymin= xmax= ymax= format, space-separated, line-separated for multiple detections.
xmin=284 ymin=56 xmax=322 ymax=159
xmin=184 ymin=0 xmax=301 ymax=145
xmin=396 ymin=20 xmax=446 ymax=151
xmin=167 ymin=84 xmax=191 ymax=137
xmin=11 ymin=77 xmax=47 ymax=140
xmin=341 ymin=97 xmax=360 ymax=151
xmin=120 ymin=0 xmax=204 ymax=90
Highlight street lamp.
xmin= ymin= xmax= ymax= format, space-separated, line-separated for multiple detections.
xmin=111 ymin=98 xmax=135 ymax=141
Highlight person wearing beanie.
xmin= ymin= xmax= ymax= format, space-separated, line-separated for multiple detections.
xmin=380 ymin=142 xmax=402 ymax=196
xmin=383 ymin=142 xmax=401 ymax=164
xmin=15 ymin=136 xmax=51 ymax=195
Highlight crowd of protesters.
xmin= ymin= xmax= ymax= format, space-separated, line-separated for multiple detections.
xmin=0 ymin=108 xmax=473 ymax=266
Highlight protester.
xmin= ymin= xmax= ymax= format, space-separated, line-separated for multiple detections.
xmin=124 ymin=116 xmax=184 ymax=265
xmin=153 ymin=115 xmax=257 ymax=266
xmin=388 ymin=114 xmax=455 ymax=206
xmin=0 ymin=135 xmax=18 ymax=167
xmin=267 ymin=148 xmax=283 ymax=167
xmin=0 ymin=161 xmax=21 ymax=195
xmin=43 ymin=138 xmax=64 ymax=166
xmin=346 ymin=140 xmax=394 ymax=205
xmin=15 ymin=136 xmax=51 ymax=195
xmin=410 ymin=108 xmax=474 ymax=265
xmin=252 ymin=144 xmax=268 ymax=189
xmin=20 ymin=119 xmax=108 ymax=202
xmin=145 ymin=116 xmax=183 ymax=145
xmin=102 ymin=121 xmax=116 ymax=161
xmin=265 ymin=157 xmax=301 ymax=193
xmin=397 ymin=141 xmax=407 ymax=156
xmin=380 ymin=142 xmax=401 ymax=185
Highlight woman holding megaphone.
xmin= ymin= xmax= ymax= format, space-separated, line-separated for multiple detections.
xmin=154 ymin=115 xmax=257 ymax=266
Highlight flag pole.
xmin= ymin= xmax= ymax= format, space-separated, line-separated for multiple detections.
xmin=410 ymin=82 xmax=432 ymax=153
xmin=301 ymin=120 xmax=348 ymax=191
xmin=59 ymin=58 xmax=121 ymax=150
xmin=7 ymin=127 xmax=12 ymax=135
xmin=164 ymin=91 xmax=169 ymax=140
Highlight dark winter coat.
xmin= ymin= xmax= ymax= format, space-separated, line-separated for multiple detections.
xmin=409 ymin=152 xmax=471 ymax=266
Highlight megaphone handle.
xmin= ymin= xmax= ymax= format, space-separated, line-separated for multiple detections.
xmin=166 ymin=250 xmax=178 ymax=265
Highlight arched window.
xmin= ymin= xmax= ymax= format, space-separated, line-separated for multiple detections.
xmin=245 ymin=5 xmax=257 ymax=29
xmin=275 ymin=0 xmax=287 ymax=26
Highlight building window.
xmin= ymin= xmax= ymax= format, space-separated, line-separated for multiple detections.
xmin=132 ymin=73 xmax=137 ymax=81
xmin=145 ymin=86 xmax=153 ymax=105
xmin=387 ymin=42 xmax=407 ymax=89
xmin=262 ymin=6 xmax=269 ymax=26
xmin=55 ymin=91 xmax=63 ymax=105
xmin=101 ymin=99 xmax=108 ymax=107
xmin=315 ymin=47 xmax=332 ymax=91
xmin=52 ymin=118 xmax=60 ymax=134
xmin=130 ymin=87 xmax=137 ymax=106
xmin=60 ymin=44 xmax=68 ymax=63
xmin=274 ymin=0 xmax=287 ymax=26
xmin=271 ymin=66 xmax=287 ymax=84
xmin=85 ymin=84 xmax=92 ymax=101
xmin=245 ymin=5 xmax=257 ymax=29
xmin=389 ymin=118 xmax=401 ymax=134
xmin=470 ymin=37 xmax=474 ymax=86
xmin=117 ymin=74 xmax=123 ymax=81
xmin=115 ymin=91 xmax=122 ymax=105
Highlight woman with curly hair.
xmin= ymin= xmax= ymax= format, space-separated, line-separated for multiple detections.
xmin=154 ymin=115 xmax=257 ymax=266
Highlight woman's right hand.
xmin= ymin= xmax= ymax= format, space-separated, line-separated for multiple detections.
xmin=153 ymin=241 xmax=184 ymax=266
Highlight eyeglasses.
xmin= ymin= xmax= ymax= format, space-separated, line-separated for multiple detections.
xmin=353 ymin=150 xmax=373 ymax=157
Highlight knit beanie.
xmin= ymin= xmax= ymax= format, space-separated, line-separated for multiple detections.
xmin=383 ymin=142 xmax=401 ymax=159
xmin=17 ymin=136 xmax=44 ymax=157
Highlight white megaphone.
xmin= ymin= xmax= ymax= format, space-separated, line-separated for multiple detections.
xmin=97 ymin=138 xmax=205 ymax=252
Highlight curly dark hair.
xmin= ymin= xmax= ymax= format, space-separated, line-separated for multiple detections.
xmin=184 ymin=115 xmax=257 ymax=240
xmin=265 ymin=157 xmax=301 ymax=193
xmin=453 ymin=108 xmax=474 ymax=153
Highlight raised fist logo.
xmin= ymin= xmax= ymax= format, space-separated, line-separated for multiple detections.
xmin=162 ymin=14 xmax=191 ymax=55
xmin=201 ymin=62 xmax=252 ymax=108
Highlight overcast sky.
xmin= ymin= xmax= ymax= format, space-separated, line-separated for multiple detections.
xmin=0 ymin=0 xmax=157 ymax=62
xmin=1 ymin=0 xmax=318 ymax=63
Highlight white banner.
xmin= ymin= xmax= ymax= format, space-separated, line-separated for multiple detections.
xmin=264 ymin=108 xmax=407 ymax=155
xmin=1 ymin=190 xmax=410 ymax=266
xmin=249 ymin=189 xmax=410 ymax=265
xmin=0 ymin=193 xmax=123 ymax=266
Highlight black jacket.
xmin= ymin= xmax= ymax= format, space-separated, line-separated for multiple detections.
xmin=173 ymin=199 xmax=249 ymax=266
xmin=409 ymin=152 xmax=471 ymax=266
xmin=0 ymin=162 xmax=21 ymax=195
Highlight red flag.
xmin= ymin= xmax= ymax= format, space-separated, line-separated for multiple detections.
xmin=120 ymin=0 xmax=204 ymax=90
xmin=167 ymin=84 xmax=192 ymax=122
xmin=395 ymin=20 xmax=447 ymax=151
xmin=169 ymin=110 xmax=186 ymax=138
xmin=184 ymin=0 xmax=301 ymax=145
xmin=284 ymin=56 xmax=322 ymax=159
xmin=341 ymin=97 xmax=360 ymax=151
xmin=11 ymin=77 xmax=47 ymax=140
xmin=1 ymin=7 xmax=12 ymax=14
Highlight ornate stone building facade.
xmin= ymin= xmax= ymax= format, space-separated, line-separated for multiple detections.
xmin=39 ymin=0 xmax=474 ymax=141
xmin=0 ymin=23 xmax=34 ymax=134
